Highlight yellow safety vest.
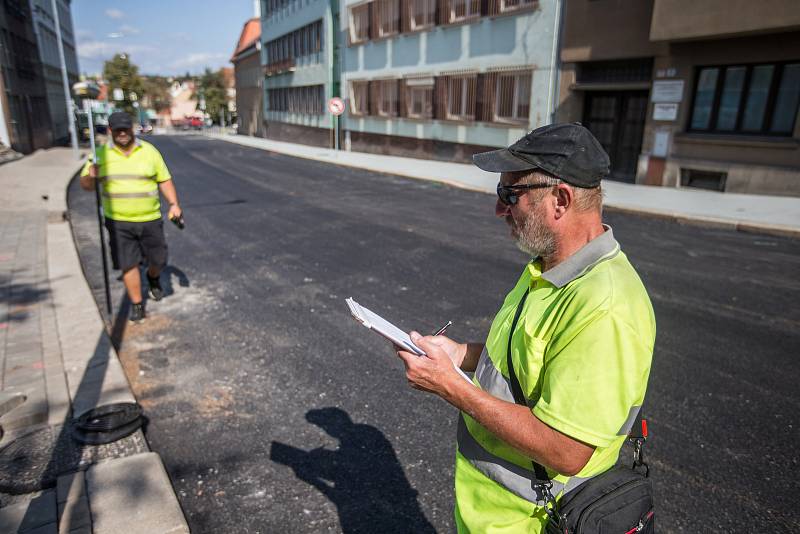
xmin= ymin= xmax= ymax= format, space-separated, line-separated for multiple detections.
xmin=455 ymin=228 xmax=656 ymax=533
xmin=81 ymin=139 xmax=172 ymax=222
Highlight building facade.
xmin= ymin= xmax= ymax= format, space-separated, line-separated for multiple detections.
xmin=339 ymin=0 xmax=560 ymax=162
xmin=29 ymin=0 xmax=79 ymax=146
xmin=233 ymin=18 xmax=264 ymax=137
xmin=0 ymin=0 xmax=53 ymax=154
xmin=557 ymin=0 xmax=800 ymax=195
xmin=260 ymin=0 xmax=340 ymax=147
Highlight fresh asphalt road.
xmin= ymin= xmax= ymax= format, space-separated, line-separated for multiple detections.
xmin=67 ymin=135 xmax=800 ymax=533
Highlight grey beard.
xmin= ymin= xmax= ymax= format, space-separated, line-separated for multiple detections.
xmin=515 ymin=213 xmax=557 ymax=260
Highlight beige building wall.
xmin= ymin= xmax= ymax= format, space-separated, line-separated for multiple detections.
xmin=561 ymin=0 xmax=664 ymax=63
xmin=650 ymin=0 xmax=800 ymax=42
xmin=642 ymin=31 xmax=800 ymax=196
xmin=556 ymin=0 xmax=800 ymax=196
xmin=234 ymin=50 xmax=264 ymax=137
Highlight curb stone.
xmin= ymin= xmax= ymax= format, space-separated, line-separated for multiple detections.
xmin=207 ymin=132 xmax=800 ymax=240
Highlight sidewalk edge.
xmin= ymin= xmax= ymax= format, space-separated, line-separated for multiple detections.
xmin=55 ymin=171 xmax=190 ymax=532
xmin=208 ymin=133 xmax=800 ymax=240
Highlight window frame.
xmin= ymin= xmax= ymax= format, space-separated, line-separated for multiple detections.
xmin=449 ymin=0 xmax=480 ymax=23
xmin=446 ymin=75 xmax=477 ymax=121
xmin=350 ymin=80 xmax=370 ymax=116
xmin=408 ymin=0 xmax=436 ymax=31
xmin=375 ymin=0 xmax=400 ymax=38
xmin=687 ymin=60 xmax=800 ymax=137
xmin=494 ymin=71 xmax=532 ymax=124
xmin=405 ymin=78 xmax=434 ymax=119
xmin=499 ymin=0 xmax=536 ymax=13
xmin=376 ymin=79 xmax=399 ymax=117
xmin=349 ymin=3 xmax=371 ymax=44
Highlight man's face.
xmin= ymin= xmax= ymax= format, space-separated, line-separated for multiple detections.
xmin=496 ymin=172 xmax=558 ymax=259
xmin=112 ymin=127 xmax=134 ymax=148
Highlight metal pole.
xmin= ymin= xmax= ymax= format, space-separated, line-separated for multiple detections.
xmin=334 ymin=115 xmax=339 ymax=151
xmin=85 ymin=100 xmax=112 ymax=317
xmin=51 ymin=0 xmax=78 ymax=159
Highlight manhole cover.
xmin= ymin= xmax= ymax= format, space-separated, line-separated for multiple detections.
xmin=0 ymin=426 xmax=82 ymax=494
xmin=0 ymin=421 xmax=149 ymax=494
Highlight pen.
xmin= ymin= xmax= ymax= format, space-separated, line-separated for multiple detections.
xmin=433 ymin=321 xmax=452 ymax=336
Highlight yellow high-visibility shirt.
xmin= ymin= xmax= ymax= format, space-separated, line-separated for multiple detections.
xmin=81 ymin=139 xmax=172 ymax=222
xmin=455 ymin=227 xmax=656 ymax=533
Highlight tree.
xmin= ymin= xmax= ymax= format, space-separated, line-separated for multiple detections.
xmin=192 ymin=68 xmax=228 ymax=124
xmin=103 ymin=53 xmax=145 ymax=116
xmin=140 ymin=76 xmax=172 ymax=113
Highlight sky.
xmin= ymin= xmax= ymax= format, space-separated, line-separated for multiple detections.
xmin=72 ymin=0 xmax=258 ymax=77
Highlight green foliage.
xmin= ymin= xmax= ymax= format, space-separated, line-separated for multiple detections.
xmin=140 ymin=76 xmax=172 ymax=112
xmin=103 ymin=53 xmax=144 ymax=116
xmin=192 ymin=68 xmax=229 ymax=124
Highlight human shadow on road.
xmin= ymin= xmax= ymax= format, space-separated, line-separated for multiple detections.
xmin=158 ymin=265 xmax=191 ymax=297
xmin=270 ymin=407 xmax=435 ymax=534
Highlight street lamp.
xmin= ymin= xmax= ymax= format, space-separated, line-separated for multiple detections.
xmin=72 ymin=80 xmax=112 ymax=317
xmin=51 ymin=0 xmax=78 ymax=158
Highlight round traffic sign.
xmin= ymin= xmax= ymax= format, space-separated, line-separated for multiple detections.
xmin=328 ymin=97 xmax=345 ymax=116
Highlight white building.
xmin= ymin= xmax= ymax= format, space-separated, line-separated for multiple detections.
xmin=340 ymin=0 xmax=561 ymax=161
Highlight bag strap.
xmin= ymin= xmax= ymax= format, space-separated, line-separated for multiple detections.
xmin=505 ymin=288 xmax=550 ymax=483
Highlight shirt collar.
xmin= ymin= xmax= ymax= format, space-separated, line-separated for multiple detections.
xmin=107 ymin=137 xmax=141 ymax=155
xmin=531 ymin=224 xmax=620 ymax=288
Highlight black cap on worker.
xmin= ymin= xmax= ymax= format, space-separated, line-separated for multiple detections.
xmin=472 ymin=123 xmax=611 ymax=188
xmin=108 ymin=112 xmax=134 ymax=131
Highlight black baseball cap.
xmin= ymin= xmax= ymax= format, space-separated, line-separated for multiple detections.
xmin=108 ymin=112 xmax=134 ymax=130
xmin=472 ymin=123 xmax=610 ymax=187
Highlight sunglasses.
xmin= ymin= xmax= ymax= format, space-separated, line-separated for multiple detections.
xmin=496 ymin=182 xmax=553 ymax=206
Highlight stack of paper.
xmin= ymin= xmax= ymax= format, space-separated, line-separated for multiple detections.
xmin=345 ymin=298 xmax=473 ymax=384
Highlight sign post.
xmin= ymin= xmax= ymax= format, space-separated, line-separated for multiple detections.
xmin=74 ymin=82 xmax=112 ymax=318
xmin=328 ymin=97 xmax=345 ymax=151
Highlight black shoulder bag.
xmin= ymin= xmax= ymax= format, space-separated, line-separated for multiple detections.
xmin=506 ymin=290 xmax=655 ymax=534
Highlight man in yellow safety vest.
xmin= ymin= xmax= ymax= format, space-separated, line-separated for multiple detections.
xmin=80 ymin=112 xmax=182 ymax=323
xmin=396 ymin=123 xmax=655 ymax=532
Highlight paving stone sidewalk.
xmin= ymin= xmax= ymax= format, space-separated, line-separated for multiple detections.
xmin=0 ymin=149 xmax=189 ymax=534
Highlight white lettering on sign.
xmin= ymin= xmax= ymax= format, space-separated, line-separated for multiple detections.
xmin=651 ymin=80 xmax=684 ymax=103
xmin=653 ymin=103 xmax=679 ymax=121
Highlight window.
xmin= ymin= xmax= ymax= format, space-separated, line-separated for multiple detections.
xmin=375 ymin=0 xmax=400 ymax=37
xmin=688 ymin=62 xmax=800 ymax=136
xmin=268 ymin=85 xmax=324 ymax=115
xmin=499 ymin=0 xmax=536 ymax=12
xmin=771 ymin=64 xmax=800 ymax=134
xmin=350 ymin=81 xmax=369 ymax=115
xmin=449 ymin=0 xmax=480 ymax=22
xmin=409 ymin=0 xmax=436 ymax=30
xmin=446 ymin=75 xmax=477 ymax=120
xmin=376 ymin=79 xmax=398 ymax=117
xmin=349 ymin=3 xmax=371 ymax=43
xmin=265 ymin=20 xmax=324 ymax=68
xmin=495 ymin=71 xmax=531 ymax=122
xmin=405 ymin=77 xmax=434 ymax=118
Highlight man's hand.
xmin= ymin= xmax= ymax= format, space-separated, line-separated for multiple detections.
xmin=396 ymin=332 xmax=465 ymax=399
xmin=421 ymin=333 xmax=467 ymax=367
xmin=79 ymin=165 xmax=98 ymax=191
xmin=167 ymin=203 xmax=182 ymax=221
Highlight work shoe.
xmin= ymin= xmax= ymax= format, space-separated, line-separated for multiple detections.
xmin=129 ymin=302 xmax=145 ymax=323
xmin=148 ymin=275 xmax=164 ymax=301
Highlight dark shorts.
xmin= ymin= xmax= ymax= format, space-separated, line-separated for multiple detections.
xmin=104 ymin=218 xmax=168 ymax=272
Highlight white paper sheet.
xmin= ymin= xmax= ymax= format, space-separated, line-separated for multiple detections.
xmin=346 ymin=297 xmax=473 ymax=384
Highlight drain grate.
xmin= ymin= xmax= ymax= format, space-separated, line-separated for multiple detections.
xmin=0 ymin=423 xmax=149 ymax=494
